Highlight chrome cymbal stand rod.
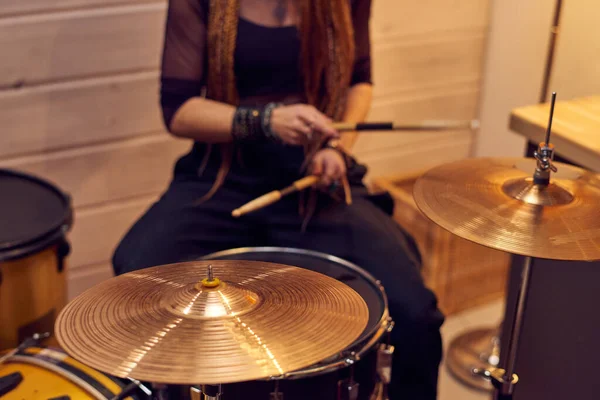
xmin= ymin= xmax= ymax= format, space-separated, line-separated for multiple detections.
xmin=474 ymin=256 xmax=533 ymax=399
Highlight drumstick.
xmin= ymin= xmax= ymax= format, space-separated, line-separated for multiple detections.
xmin=232 ymin=176 xmax=319 ymax=217
xmin=332 ymin=119 xmax=479 ymax=132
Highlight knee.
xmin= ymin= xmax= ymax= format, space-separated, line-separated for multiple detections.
xmin=390 ymin=288 xmax=445 ymax=334
xmin=111 ymin=228 xmax=167 ymax=276
xmin=112 ymin=235 xmax=139 ymax=276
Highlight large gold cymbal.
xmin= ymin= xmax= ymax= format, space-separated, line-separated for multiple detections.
xmin=55 ymin=261 xmax=369 ymax=385
xmin=413 ymin=157 xmax=600 ymax=261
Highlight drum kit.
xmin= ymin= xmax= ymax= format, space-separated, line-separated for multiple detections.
xmin=2 ymin=93 xmax=600 ymax=399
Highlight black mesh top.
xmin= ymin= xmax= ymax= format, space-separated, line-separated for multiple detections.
xmin=159 ymin=0 xmax=373 ymax=129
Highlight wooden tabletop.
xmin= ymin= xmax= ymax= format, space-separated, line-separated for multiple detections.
xmin=509 ymin=96 xmax=600 ymax=172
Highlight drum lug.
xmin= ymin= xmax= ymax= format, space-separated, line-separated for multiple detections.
xmin=368 ymin=344 xmax=395 ymax=400
xmin=337 ymin=377 xmax=359 ymax=400
xmin=56 ymin=238 xmax=70 ymax=273
xmin=269 ymin=380 xmax=283 ymax=400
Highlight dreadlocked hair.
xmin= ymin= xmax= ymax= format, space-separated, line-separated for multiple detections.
xmin=196 ymin=0 xmax=355 ymax=204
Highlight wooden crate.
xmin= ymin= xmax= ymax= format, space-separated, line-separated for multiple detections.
xmin=372 ymin=171 xmax=510 ymax=316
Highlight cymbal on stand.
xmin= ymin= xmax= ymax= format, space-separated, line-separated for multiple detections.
xmin=55 ymin=260 xmax=369 ymax=385
xmin=413 ymin=157 xmax=600 ymax=261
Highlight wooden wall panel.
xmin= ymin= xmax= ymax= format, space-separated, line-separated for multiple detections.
xmin=0 ymin=72 xmax=161 ymax=158
xmin=0 ymin=134 xmax=189 ymax=208
xmin=371 ymin=0 xmax=490 ymax=40
xmin=68 ymin=195 xmax=156 ymax=269
xmin=360 ymin=132 xmax=473 ymax=180
xmin=372 ymin=32 xmax=486 ymax=98
xmin=67 ymin=263 xmax=114 ymax=299
xmin=0 ymin=1 xmax=160 ymax=17
xmin=0 ymin=3 xmax=166 ymax=88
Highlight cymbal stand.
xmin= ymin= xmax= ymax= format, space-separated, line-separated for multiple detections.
xmin=475 ymin=93 xmax=559 ymax=400
xmin=190 ymin=384 xmax=222 ymax=400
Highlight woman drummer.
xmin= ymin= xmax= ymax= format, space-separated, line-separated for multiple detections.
xmin=112 ymin=0 xmax=444 ymax=398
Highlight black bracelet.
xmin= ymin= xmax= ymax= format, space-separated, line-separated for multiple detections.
xmin=324 ymin=139 xmax=354 ymax=169
xmin=231 ymin=103 xmax=281 ymax=143
xmin=261 ymin=102 xmax=282 ymax=143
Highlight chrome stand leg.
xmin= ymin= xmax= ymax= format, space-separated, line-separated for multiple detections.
xmin=269 ymin=381 xmax=283 ymax=400
xmin=446 ymin=326 xmax=501 ymax=391
xmin=190 ymin=384 xmax=222 ymax=400
xmin=337 ymin=365 xmax=359 ymax=400
xmin=369 ymin=343 xmax=394 ymax=400
xmin=475 ymin=256 xmax=533 ymax=400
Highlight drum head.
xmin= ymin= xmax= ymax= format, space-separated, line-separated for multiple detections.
xmin=0 ymin=169 xmax=72 ymax=261
xmin=202 ymin=247 xmax=388 ymax=352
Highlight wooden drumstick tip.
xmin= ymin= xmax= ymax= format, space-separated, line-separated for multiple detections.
xmin=232 ymin=209 xmax=242 ymax=218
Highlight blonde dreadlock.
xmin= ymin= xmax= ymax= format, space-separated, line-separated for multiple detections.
xmin=197 ymin=0 xmax=355 ymax=204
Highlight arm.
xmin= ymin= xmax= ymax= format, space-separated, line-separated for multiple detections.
xmin=339 ymin=83 xmax=373 ymax=151
xmin=337 ymin=0 xmax=374 ymax=153
xmin=160 ymin=0 xmax=235 ymax=142
xmin=161 ymin=0 xmax=336 ymax=144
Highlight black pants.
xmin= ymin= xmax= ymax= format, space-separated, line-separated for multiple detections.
xmin=112 ymin=145 xmax=444 ymax=400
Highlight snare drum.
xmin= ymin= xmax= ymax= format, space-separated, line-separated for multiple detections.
xmin=0 ymin=346 xmax=150 ymax=399
xmin=0 ymin=169 xmax=73 ymax=351
xmin=201 ymin=247 xmax=393 ymax=400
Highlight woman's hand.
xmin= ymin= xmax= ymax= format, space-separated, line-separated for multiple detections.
xmin=310 ymin=148 xmax=346 ymax=188
xmin=270 ymin=104 xmax=339 ymax=145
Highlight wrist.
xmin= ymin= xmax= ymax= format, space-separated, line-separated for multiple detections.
xmin=231 ymin=103 xmax=282 ymax=143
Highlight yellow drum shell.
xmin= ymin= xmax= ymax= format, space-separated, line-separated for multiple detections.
xmin=0 ymin=247 xmax=68 ymax=351
xmin=0 ymin=347 xmax=133 ymax=400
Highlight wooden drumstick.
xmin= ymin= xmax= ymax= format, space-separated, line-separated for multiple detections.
xmin=332 ymin=120 xmax=479 ymax=132
xmin=232 ymin=175 xmax=319 ymax=218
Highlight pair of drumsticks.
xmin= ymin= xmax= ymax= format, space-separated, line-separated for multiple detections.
xmin=231 ymin=119 xmax=479 ymax=217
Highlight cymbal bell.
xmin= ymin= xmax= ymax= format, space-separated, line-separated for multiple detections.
xmin=413 ymin=157 xmax=600 ymax=261
xmin=55 ymin=261 xmax=369 ymax=385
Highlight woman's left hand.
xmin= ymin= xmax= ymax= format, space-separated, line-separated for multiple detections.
xmin=310 ymin=148 xmax=346 ymax=188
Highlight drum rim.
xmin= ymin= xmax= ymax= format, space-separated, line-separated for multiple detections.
xmin=201 ymin=246 xmax=391 ymax=366
xmin=0 ymin=169 xmax=72 ymax=262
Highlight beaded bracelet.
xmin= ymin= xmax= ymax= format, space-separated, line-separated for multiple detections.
xmin=231 ymin=103 xmax=281 ymax=143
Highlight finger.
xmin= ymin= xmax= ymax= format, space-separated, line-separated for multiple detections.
xmin=325 ymin=158 xmax=341 ymax=181
xmin=299 ymin=111 xmax=337 ymax=139
xmin=284 ymin=131 xmax=303 ymax=146
xmin=311 ymin=156 xmax=324 ymax=176
xmin=293 ymin=119 xmax=312 ymax=138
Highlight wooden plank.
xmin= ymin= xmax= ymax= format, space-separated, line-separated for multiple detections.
xmin=67 ymin=262 xmax=114 ymax=300
xmin=0 ymin=134 xmax=190 ymax=208
xmin=350 ymin=85 xmax=479 ymax=155
xmin=0 ymin=0 xmax=161 ymax=17
xmin=0 ymin=72 xmax=162 ymax=158
xmin=369 ymin=83 xmax=480 ymax=121
xmin=372 ymin=33 xmax=486 ymax=98
xmin=371 ymin=0 xmax=490 ymax=40
xmin=68 ymin=195 xmax=157 ymax=269
xmin=0 ymin=3 xmax=166 ymax=88
xmin=360 ymin=132 xmax=473 ymax=180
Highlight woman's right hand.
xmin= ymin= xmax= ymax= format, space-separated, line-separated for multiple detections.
xmin=270 ymin=104 xmax=339 ymax=145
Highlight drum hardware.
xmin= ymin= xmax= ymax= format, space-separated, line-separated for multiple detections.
xmin=55 ymin=260 xmax=369 ymax=386
xmin=188 ymin=384 xmax=222 ymax=400
xmin=269 ymin=381 xmax=283 ymax=400
xmin=337 ymin=372 xmax=359 ymax=400
xmin=414 ymin=93 xmax=600 ymax=399
xmin=109 ymin=378 xmax=152 ymax=400
xmin=0 ymin=332 xmax=50 ymax=365
xmin=446 ymin=326 xmax=501 ymax=391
